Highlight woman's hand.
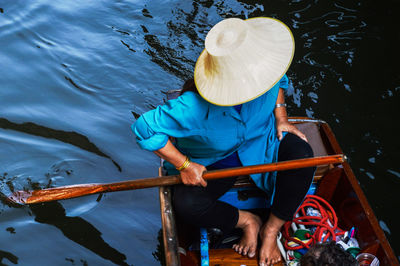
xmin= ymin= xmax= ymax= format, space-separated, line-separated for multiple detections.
xmin=180 ymin=162 xmax=207 ymax=187
xmin=154 ymin=140 xmax=207 ymax=187
xmin=276 ymin=119 xmax=308 ymax=142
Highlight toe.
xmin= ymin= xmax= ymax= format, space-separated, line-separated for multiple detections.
xmin=238 ymin=245 xmax=244 ymax=255
xmin=248 ymin=246 xmax=256 ymax=258
xmin=274 ymin=256 xmax=282 ymax=265
xmin=243 ymin=246 xmax=249 ymax=256
xmin=259 ymin=255 xmax=266 ymax=266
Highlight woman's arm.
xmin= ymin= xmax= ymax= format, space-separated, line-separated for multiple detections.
xmin=155 ymin=139 xmax=207 ymax=187
xmin=274 ymin=88 xmax=307 ymax=142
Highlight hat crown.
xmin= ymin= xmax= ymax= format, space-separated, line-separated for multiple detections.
xmin=205 ymin=18 xmax=248 ymax=56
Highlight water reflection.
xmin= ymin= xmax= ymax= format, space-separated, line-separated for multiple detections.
xmin=0 ymin=250 xmax=18 ymax=265
xmin=152 ymin=229 xmax=165 ymax=266
xmin=0 ymin=118 xmax=121 ymax=172
xmin=120 ymin=40 xmax=136 ymax=53
xmin=142 ymin=2 xmax=212 ymax=80
xmin=30 ymin=201 xmax=129 ymax=266
xmin=144 ymin=33 xmax=195 ymax=80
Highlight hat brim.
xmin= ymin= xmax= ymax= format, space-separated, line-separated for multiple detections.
xmin=194 ymin=17 xmax=295 ymax=106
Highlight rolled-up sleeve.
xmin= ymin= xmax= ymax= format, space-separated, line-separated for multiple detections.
xmin=278 ymin=74 xmax=289 ymax=90
xmin=132 ymin=92 xmax=205 ymax=151
xmin=132 ymin=115 xmax=169 ymax=151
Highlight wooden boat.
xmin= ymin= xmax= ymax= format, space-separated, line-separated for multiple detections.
xmin=158 ymin=90 xmax=398 ymax=266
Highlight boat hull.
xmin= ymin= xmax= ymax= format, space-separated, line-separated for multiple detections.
xmin=158 ymin=107 xmax=397 ymax=265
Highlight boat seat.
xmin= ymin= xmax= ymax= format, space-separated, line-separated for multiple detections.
xmin=295 ymin=122 xmax=330 ymax=177
xmin=233 ymin=121 xmax=331 ymax=187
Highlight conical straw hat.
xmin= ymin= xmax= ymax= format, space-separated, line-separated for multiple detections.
xmin=194 ymin=17 xmax=294 ymax=106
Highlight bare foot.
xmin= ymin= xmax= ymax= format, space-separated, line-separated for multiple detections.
xmin=258 ymin=223 xmax=283 ymax=266
xmin=232 ymin=210 xmax=262 ymax=258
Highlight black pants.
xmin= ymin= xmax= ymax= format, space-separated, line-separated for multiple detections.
xmin=172 ymin=133 xmax=315 ymax=234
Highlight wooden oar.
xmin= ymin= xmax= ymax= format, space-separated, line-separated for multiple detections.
xmin=8 ymin=154 xmax=345 ymax=205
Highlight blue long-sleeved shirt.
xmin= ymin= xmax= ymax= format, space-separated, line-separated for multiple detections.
xmin=132 ymin=75 xmax=289 ymax=197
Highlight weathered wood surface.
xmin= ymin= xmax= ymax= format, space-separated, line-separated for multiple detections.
xmin=159 ymin=164 xmax=181 ymax=266
xmin=181 ymin=249 xmax=285 ymax=266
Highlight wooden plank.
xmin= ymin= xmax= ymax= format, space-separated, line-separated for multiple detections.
xmin=159 ymin=166 xmax=180 ymax=266
xmin=182 ymin=249 xmax=286 ymax=266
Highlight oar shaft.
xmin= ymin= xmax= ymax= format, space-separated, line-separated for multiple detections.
xmin=10 ymin=154 xmax=344 ymax=204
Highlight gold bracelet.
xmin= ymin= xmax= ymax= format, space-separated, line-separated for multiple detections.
xmin=176 ymin=156 xmax=191 ymax=171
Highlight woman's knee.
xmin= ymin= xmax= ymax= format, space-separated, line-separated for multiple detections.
xmin=279 ymin=133 xmax=314 ymax=161
xmin=296 ymin=140 xmax=314 ymax=159
xmin=173 ymin=186 xmax=213 ymax=219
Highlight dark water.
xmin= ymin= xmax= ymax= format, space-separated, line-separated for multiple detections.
xmin=0 ymin=0 xmax=399 ymax=265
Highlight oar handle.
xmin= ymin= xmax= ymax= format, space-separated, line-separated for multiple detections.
xmin=9 ymin=154 xmax=345 ymax=204
xmin=203 ymin=154 xmax=345 ymax=180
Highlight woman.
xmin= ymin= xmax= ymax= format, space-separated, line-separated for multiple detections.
xmin=133 ymin=17 xmax=314 ymax=266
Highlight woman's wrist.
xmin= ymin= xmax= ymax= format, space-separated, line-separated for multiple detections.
xmin=176 ymin=156 xmax=191 ymax=171
xmin=274 ymin=102 xmax=288 ymax=123
xmin=275 ymin=113 xmax=288 ymax=123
